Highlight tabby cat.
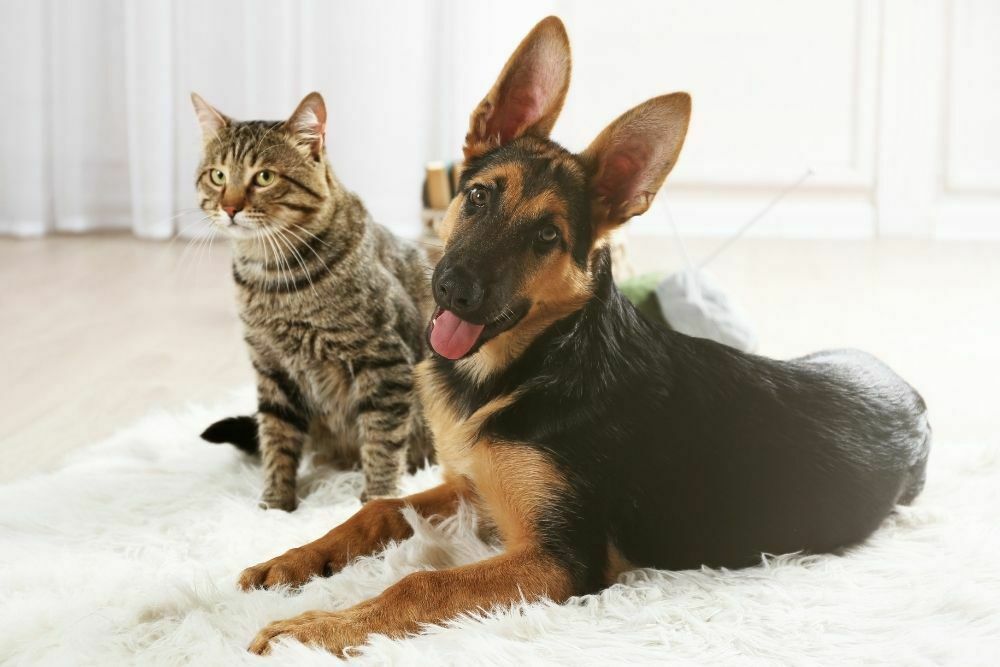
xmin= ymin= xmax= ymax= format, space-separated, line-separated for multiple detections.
xmin=190 ymin=92 xmax=434 ymax=510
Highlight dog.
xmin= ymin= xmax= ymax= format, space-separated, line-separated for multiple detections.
xmin=239 ymin=17 xmax=931 ymax=655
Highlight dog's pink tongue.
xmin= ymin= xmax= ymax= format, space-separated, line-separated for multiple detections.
xmin=430 ymin=310 xmax=485 ymax=360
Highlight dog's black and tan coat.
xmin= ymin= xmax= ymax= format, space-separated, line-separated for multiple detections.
xmin=240 ymin=17 xmax=931 ymax=654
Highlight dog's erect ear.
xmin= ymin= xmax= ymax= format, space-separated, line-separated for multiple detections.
xmin=285 ymin=92 xmax=327 ymax=160
xmin=190 ymin=92 xmax=231 ymax=141
xmin=582 ymin=93 xmax=691 ymax=232
xmin=463 ymin=16 xmax=571 ymax=160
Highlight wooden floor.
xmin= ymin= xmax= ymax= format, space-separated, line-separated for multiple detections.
xmin=2 ymin=233 xmax=998 ymax=481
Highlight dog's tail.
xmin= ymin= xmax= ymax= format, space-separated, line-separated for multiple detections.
xmin=201 ymin=415 xmax=259 ymax=455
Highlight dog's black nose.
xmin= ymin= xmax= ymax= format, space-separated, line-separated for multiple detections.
xmin=435 ymin=265 xmax=484 ymax=316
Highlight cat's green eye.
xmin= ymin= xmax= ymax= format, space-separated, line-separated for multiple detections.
xmin=254 ymin=170 xmax=276 ymax=187
xmin=209 ymin=169 xmax=226 ymax=186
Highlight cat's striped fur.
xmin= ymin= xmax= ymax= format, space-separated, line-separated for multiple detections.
xmin=191 ymin=92 xmax=434 ymax=510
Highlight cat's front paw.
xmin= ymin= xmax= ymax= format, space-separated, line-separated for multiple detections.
xmin=238 ymin=546 xmax=327 ymax=591
xmin=359 ymin=490 xmax=391 ymax=504
xmin=259 ymin=491 xmax=298 ymax=512
xmin=359 ymin=484 xmax=398 ymax=504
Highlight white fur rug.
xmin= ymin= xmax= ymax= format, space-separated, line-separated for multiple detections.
xmin=2 ymin=391 xmax=999 ymax=666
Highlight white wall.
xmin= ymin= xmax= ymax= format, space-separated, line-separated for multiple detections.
xmin=550 ymin=0 xmax=1000 ymax=240
xmin=1 ymin=0 xmax=997 ymax=239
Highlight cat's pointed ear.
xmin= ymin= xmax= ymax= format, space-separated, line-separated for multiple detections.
xmin=463 ymin=16 xmax=571 ymax=160
xmin=190 ymin=92 xmax=230 ymax=140
xmin=285 ymin=92 xmax=327 ymax=160
xmin=582 ymin=93 xmax=691 ymax=233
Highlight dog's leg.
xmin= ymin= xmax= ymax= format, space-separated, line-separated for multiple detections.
xmin=238 ymin=478 xmax=466 ymax=590
xmin=248 ymin=544 xmax=575 ymax=655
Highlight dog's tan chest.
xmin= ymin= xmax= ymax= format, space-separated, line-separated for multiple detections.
xmin=415 ymin=372 xmax=498 ymax=473
xmin=415 ymin=361 xmax=567 ymax=548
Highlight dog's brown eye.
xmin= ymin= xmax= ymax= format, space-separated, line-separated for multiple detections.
xmin=468 ymin=187 xmax=489 ymax=207
xmin=537 ymin=225 xmax=559 ymax=243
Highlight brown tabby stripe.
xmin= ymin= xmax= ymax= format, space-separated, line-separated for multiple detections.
xmin=231 ymin=250 xmax=341 ymax=294
xmin=251 ymin=362 xmax=308 ymax=413
xmin=276 ymin=202 xmax=319 ymax=215
xmin=257 ymin=401 xmax=309 ymax=432
xmin=281 ymin=175 xmax=323 ymax=200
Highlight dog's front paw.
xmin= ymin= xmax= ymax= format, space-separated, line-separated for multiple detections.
xmin=248 ymin=610 xmax=369 ymax=656
xmin=238 ymin=547 xmax=327 ymax=591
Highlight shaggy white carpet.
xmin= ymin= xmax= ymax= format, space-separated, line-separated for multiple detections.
xmin=2 ymin=391 xmax=999 ymax=666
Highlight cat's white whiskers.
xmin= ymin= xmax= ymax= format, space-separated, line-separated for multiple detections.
xmin=179 ymin=232 xmax=206 ymax=274
xmin=190 ymin=217 xmax=217 ymax=276
xmin=252 ymin=229 xmax=264 ymax=269
xmin=270 ymin=226 xmax=319 ymax=298
xmin=159 ymin=207 xmax=202 ymax=227
xmin=176 ymin=223 xmax=213 ymax=271
xmin=257 ymin=225 xmax=281 ymax=290
xmin=202 ymin=224 xmax=220 ymax=274
xmin=254 ymin=228 xmax=278 ymax=290
xmin=270 ymin=226 xmax=300 ymax=294
xmin=262 ymin=224 xmax=292 ymax=292
xmin=193 ymin=224 xmax=217 ymax=277
xmin=294 ymin=226 xmax=334 ymax=249
xmin=251 ymin=224 xmax=271 ymax=285
xmin=280 ymin=225 xmax=337 ymax=282
xmin=166 ymin=213 xmax=213 ymax=250
xmin=267 ymin=227 xmax=308 ymax=294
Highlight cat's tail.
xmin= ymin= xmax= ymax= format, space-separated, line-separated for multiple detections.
xmin=201 ymin=415 xmax=259 ymax=455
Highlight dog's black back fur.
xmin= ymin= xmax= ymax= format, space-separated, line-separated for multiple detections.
xmin=430 ymin=249 xmax=930 ymax=591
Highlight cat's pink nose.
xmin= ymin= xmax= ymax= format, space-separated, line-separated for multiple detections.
xmin=223 ymin=206 xmax=241 ymax=219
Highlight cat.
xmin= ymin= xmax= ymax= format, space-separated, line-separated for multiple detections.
xmin=190 ymin=91 xmax=434 ymax=510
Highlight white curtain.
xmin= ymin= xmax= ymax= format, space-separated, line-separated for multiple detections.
xmin=10 ymin=1 xmax=966 ymax=241
xmin=0 ymin=0 xmax=569 ymax=239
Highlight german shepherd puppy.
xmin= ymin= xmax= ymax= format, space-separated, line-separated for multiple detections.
xmin=242 ymin=17 xmax=930 ymax=655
